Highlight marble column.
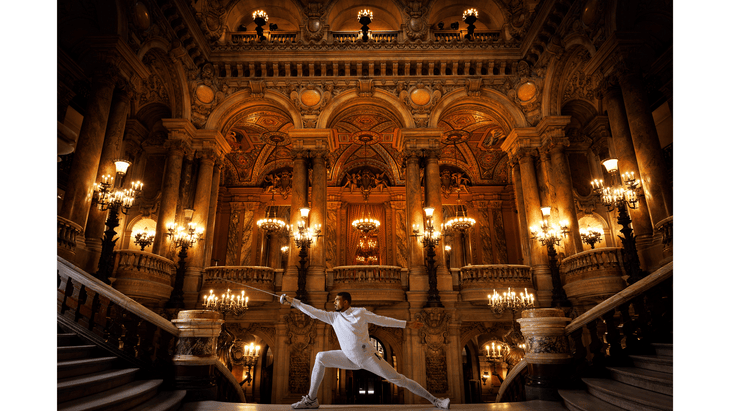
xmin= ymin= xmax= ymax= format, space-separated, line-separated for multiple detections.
xmin=308 ymin=149 xmax=327 ymax=290
xmin=184 ymin=150 xmax=217 ymax=307
xmin=283 ymin=150 xmax=309 ymax=293
xmin=510 ymin=158 xmax=531 ymax=265
xmin=204 ymin=160 xmax=223 ymax=267
xmin=404 ymin=150 xmax=426 ymax=279
xmin=59 ymin=66 xmax=117 ymax=232
xmin=152 ymin=140 xmax=188 ymax=257
xmin=84 ymin=87 xmax=132 ymax=253
xmin=516 ymin=149 xmax=551 ymax=307
xmin=546 ymin=138 xmax=582 ymax=256
xmin=424 ymin=149 xmax=450 ymax=284
xmin=602 ymin=82 xmax=654 ymax=250
xmin=617 ymin=67 xmax=673 ymax=225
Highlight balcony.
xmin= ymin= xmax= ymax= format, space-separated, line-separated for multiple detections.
xmin=331 ymin=31 xmax=399 ymax=43
xmin=203 ymin=266 xmax=276 ymax=305
xmin=57 ymin=216 xmax=82 ymax=261
xmin=330 ymin=265 xmax=406 ymax=305
xmin=560 ymin=247 xmax=626 ymax=309
xmin=459 ymin=265 xmax=533 ymax=305
xmin=433 ymin=30 xmax=500 ymax=42
xmin=111 ymin=250 xmax=176 ymax=309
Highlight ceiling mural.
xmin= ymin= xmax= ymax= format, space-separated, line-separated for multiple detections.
xmin=438 ymin=105 xmax=510 ymax=185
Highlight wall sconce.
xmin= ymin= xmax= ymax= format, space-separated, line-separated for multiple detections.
xmin=481 ymin=372 xmax=489 ymax=385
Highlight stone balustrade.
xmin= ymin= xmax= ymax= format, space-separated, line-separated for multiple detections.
xmin=112 ymin=250 xmax=176 ymax=309
xmin=655 ymin=216 xmax=673 ymax=257
xmin=560 ymin=247 xmax=626 ymax=310
xmin=203 ymin=266 xmax=276 ymax=305
xmin=459 ymin=265 xmax=533 ymax=304
xmin=331 ymin=265 xmax=405 ymax=305
xmin=57 ymin=216 xmax=82 ymax=260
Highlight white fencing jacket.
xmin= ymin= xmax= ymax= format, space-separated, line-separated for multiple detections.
xmin=291 ymin=299 xmax=406 ymax=364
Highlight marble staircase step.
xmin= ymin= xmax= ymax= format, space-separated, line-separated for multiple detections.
xmin=58 ymin=367 xmax=140 ymax=403
xmin=651 ymin=343 xmax=673 ymax=358
xmin=58 ymin=356 xmax=117 ymax=379
xmin=58 ymin=344 xmax=98 ymax=361
xmin=583 ymin=378 xmax=672 ymax=411
xmin=58 ymin=332 xmax=82 ymax=346
xmin=607 ymin=366 xmax=672 ymax=396
xmin=57 ymin=379 xmax=163 ymax=411
xmin=128 ymin=390 xmax=187 ymax=411
xmin=629 ymin=354 xmax=672 ymax=373
xmin=558 ymin=389 xmax=626 ymax=411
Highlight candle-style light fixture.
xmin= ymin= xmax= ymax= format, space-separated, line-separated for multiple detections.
xmin=487 ymin=287 xmax=535 ymax=315
xmin=357 ymin=9 xmax=373 ymax=41
xmin=591 ymin=158 xmax=646 ymax=283
xmin=253 ymin=10 xmax=269 ymax=40
xmin=443 ymin=133 xmax=476 ymax=266
xmin=530 ymin=207 xmax=571 ymax=308
xmin=257 ymin=138 xmax=288 ymax=267
xmin=579 ymin=227 xmax=604 ymax=249
xmin=462 ymin=8 xmax=479 ymax=40
xmin=132 ymin=227 xmax=155 ymax=251
xmin=166 ymin=209 xmax=204 ymax=309
xmin=236 ymin=341 xmax=262 ymax=386
xmin=93 ymin=158 xmax=144 ymax=284
xmin=412 ymin=206 xmax=443 ymax=308
xmin=203 ymin=288 xmax=248 ymax=317
xmin=484 ymin=341 xmax=509 ymax=362
xmin=291 ymin=207 xmax=322 ymax=303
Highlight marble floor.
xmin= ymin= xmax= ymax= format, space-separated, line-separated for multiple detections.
xmin=181 ymin=401 xmax=568 ymax=411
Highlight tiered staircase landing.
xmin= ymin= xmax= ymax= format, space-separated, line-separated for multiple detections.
xmin=57 ymin=325 xmax=186 ymax=411
xmin=559 ymin=343 xmax=673 ymax=411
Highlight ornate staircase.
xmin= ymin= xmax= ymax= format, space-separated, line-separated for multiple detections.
xmin=57 ymin=324 xmax=186 ymax=411
xmin=559 ymin=342 xmax=673 ymax=410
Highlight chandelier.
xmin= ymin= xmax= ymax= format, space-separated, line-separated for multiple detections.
xmin=203 ymin=289 xmax=249 ymax=317
xmin=530 ymin=207 xmax=569 ymax=247
xmin=462 ymin=8 xmax=478 ymax=20
xmin=579 ymin=226 xmax=604 ymax=249
xmin=132 ymin=227 xmax=155 ymax=251
xmin=412 ymin=207 xmax=441 ymax=248
xmin=93 ymin=159 xmax=143 ymax=214
xmin=443 ymin=133 xmax=475 ymax=233
xmin=252 ymin=10 xmax=268 ymax=21
xmin=590 ymin=159 xmax=640 ymax=212
xmin=257 ymin=139 xmax=287 ymax=233
xmin=292 ymin=207 xmax=322 ymax=249
xmin=357 ymin=9 xmax=373 ymax=20
xmin=166 ymin=220 xmax=204 ymax=249
xmin=487 ymin=287 xmax=535 ymax=314
xmin=350 ymin=139 xmax=381 ymax=234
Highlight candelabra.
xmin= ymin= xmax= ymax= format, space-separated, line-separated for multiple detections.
xmin=484 ymin=341 xmax=509 ymax=362
xmin=462 ymin=8 xmax=478 ymax=40
xmin=203 ymin=288 xmax=248 ymax=317
xmin=487 ymin=287 xmax=535 ymax=315
xmin=591 ymin=159 xmax=646 ymax=284
xmin=579 ymin=227 xmax=604 ymax=249
xmin=291 ymin=207 xmax=321 ymax=303
xmin=358 ymin=9 xmax=373 ymax=41
xmin=530 ymin=207 xmax=571 ymax=308
xmin=412 ymin=207 xmax=443 ymax=308
xmin=235 ymin=342 xmax=261 ymax=386
xmin=165 ymin=210 xmax=204 ymax=309
xmin=253 ymin=10 xmax=268 ymax=41
xmin=132 ymin=227 xmax=155 ymax=251
xmin=93 ymin=159 xmax=143 ymax=284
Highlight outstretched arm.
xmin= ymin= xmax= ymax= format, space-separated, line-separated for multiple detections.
xmin=281 ymin=295 xmax=335 ymax=325
xmin=363 ymin=310 xmax=407 ymax=328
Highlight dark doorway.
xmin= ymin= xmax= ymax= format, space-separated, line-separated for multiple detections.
xmin=462 ymin=345 xmax=479 ymax=403
xmin=258 ymin=345 xmax=274 ymax=403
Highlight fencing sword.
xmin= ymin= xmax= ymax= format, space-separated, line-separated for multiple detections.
xmin=211 ymin=277 xmax=289 ymax=304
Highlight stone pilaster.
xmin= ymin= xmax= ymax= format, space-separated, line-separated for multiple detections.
xmin=424 ymin=149 xmax=450 ymax=288
xmin=308 ymin=148 xmax=327 ymax=291
xmin=284 ymin=149 xmax=309 ymax=293
xmin=545 ymin=135 xmax=583 ymax=256
xmin=404 ymin=149 xmax=426 ymax=281
xmin=510 ymin=157 xmax=531 ymax=265
xmin=204 ymin=159 xmax=223 ymax=267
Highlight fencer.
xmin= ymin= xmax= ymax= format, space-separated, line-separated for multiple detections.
xmin=280 ymin=291 xmax=451 ymax=409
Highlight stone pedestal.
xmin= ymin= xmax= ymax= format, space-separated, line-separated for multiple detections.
xmin=171 ymin=310 xmax=225 ymax=401
xmin=517 ymin=308 xmax=571 ymax=401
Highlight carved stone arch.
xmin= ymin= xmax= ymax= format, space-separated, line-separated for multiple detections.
xmin=206 ymin=89 xmax=302 ymax=131
xmin=222 ymin=0 xmax=304 ymax=33
xmin=438 ymin=145 xmax=479 ymax=185
xmin=368 ymin=325 xmax=404 ymax=365
xmin=137 ymin=45 xmax=188 ymax=119
xmin=319 ymin=89 xmax=414 ymax=129
xmin=332 ymin=144 xmax=398 ymax=187
xmin=430 ymin=89 xmax=528 ymax=130
xmin=254 ymin=144 xmax=294 ymax=186
xmin=561 ymin=99 xmax=599 ymax=127
xmin=546 ymin=44 xmax=597 ymax=117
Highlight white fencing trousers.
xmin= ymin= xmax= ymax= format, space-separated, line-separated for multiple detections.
xmin=308 ymin=350 xmax=437 ymax=404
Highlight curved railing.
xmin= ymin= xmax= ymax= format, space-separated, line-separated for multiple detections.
xmin=112 ymin=250 xmax=176 ymax=309
xmin=203 ymin=266 xmax=276 ymax=304
xmin=655 ymin=216 xmax=673 ymax=255
xmin=496 ymin=360 xmax=527 ymax=402
xmin=560 ymin=247 xmax=626 ymax=309
xmin=331 ymin=265 xmax=405 ymax=304
xmin=57 ymin=216 xmax=82 ymax=260
xmin=459 ymin=265 xmax=533 ymax=304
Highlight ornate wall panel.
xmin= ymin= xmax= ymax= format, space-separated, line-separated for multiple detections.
xmin=226 ymin=202 xmax=243 ymax=265
xmin=491 ymin=202 xmax=509 ymax=264
xmin=238 ymin=202 xmax=258 ymax=266
xmin=476 ymin=202 xmax=494 ymax=264
xmin=285 ymin=311 xmax=317 ymax=395
xmin=326 ymin=202 xmax=339 ymax=270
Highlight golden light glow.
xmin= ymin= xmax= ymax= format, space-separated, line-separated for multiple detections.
xmin=252 ymin=10 xmax=268 ymax=21
xmin=462 ymin=8 xmax=479 ymax=20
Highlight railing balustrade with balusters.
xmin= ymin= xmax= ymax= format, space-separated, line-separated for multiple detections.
xmin=112 ymin=249 xmax=176 ymax=309
xmin=560 ymin=247 xmax=626 ymax=311
xmin=459 ymin=264 xmax=533 ymax=303
xmin=331 ymin=265 xmax=405 ymax=305
xmin=57 ymin=216 xmax=82 ymax=260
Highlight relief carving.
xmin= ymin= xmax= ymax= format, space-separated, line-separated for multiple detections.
xmin=416 ymin=308 xmax=451 ymax=393
xmin=285 ymin=310 xmax=318 ymax=395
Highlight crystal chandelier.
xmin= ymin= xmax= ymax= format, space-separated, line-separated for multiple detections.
xmin=530 ymin=207 xmax=569 ymax=247
xmin=350 ymin=139 xmax=381 ymax=234
xmin=444 ymin=133 xmax=475 ymax=233
xmin=590 ymin=159 xmax=640 ymax=212
xmin=167 ymin=220 xmax=204 ymax=249
xmin=132 ymin=227 xmax=155 ymax=251
xmin=579 ymin=226 xmax=604 ymax=249
xmin=487 ymin=287 xmax=535 ymax=314
xmin=203 ymin=288 xmax=249 ymax=317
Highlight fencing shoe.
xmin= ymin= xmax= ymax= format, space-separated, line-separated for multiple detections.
xmin=433 ymin=397 xmax=450 ymax=409
xmin=291 ymin=394 xmax=319 ymax=409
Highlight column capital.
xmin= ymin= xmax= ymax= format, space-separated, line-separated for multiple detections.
xmin=514 ymin=147 xmax=538 ymax=163
xmin=400 ymin=128 xmax=442 ymax=152
xmin=501 ymin=127 xmax=540 ymax=158
xmin=194 ymin=129 xmax=232 ymax=158
xmin=83 ymin=35 xmax=151 ymax=85
xmin=195 ymin=148 xmax=217 ymax=165
xmin=288 ymin=128 xmax=331 ymax=152
xmin=163 ymin=138 xmax=192 ymax=156
xmin=488 ymin=200 xmax=503 ymax=209
xmin=162 ymin=118 xmax=196 ymax=142
xmin=595 ymin=74 xmax=621 ymax=102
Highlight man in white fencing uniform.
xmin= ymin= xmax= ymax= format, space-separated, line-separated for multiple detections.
xmin=281 ymin=291 xmax=450 ymax=409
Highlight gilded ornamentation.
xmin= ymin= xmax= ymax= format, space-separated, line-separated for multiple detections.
xmin=416 ymin=308 xmax=450 ymax=393
xmin=285 ymin=310 xmax=318 ymax=394
xmin=440 ymin=170 xmax=470 ymax=198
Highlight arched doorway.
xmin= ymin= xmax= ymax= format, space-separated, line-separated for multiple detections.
xmin=344 ymin=336 xmax=392 ymax=404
